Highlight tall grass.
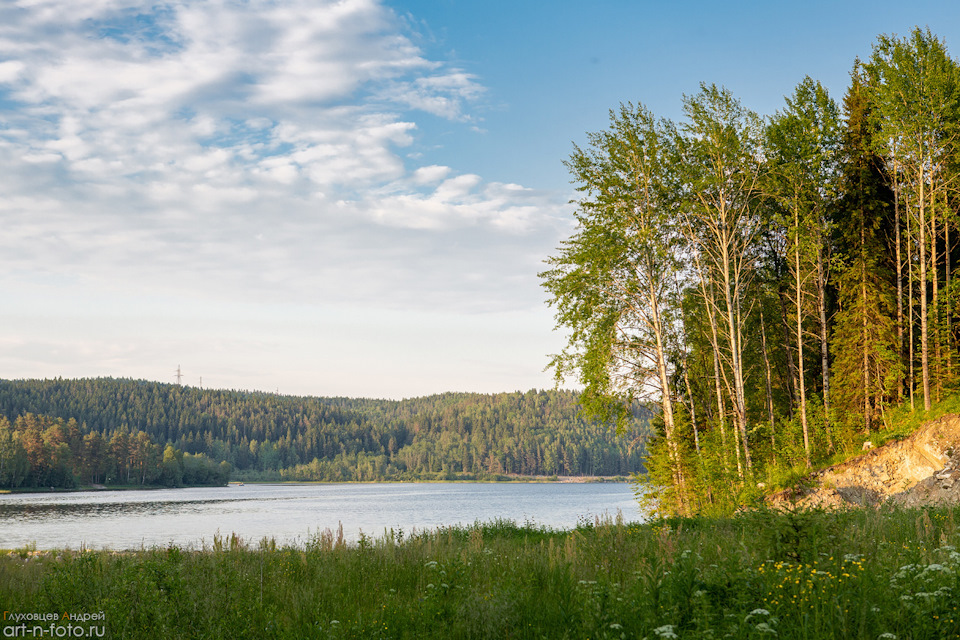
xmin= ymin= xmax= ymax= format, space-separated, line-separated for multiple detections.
xmin=3 ymin=508 xmax=960 ymax=638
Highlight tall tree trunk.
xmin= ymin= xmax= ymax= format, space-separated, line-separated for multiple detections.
xmin=675 ymin=276 xmax=701 ymax=455
xmin=907 ymin=189 xmax=915 ymax=411
xmin=816 ymin=236 xmax=833 ymax=451
xmin=920 ymin=173 xmax=931 ymax=411
xmin=795 ymin=206 xmax=810 ymax=467
xmin=778 ymin=287 xmax=797 ymax=419
xmin=862 ymin=201 xmax=872 ymax=431
xmin=946 ymin=195 xmax=953 ymax=385
xmin=895 ymin=172 xmax=905 ymax=403
xmin=711 ymin=343 xmax=736 ymax=475
xmin=682 ymin=360 xmax=700 ymax=454
xmin=760 ymin=311 xmax=777 ymax=463
xmin=932 ymin=196 xmax=941 ymax=403
xmin=723 ymin=240 xmax=751 ymax=473
xmin=651 ymin=289 xmax=685 ymax=514
xmin=700 ymin=273 xmax=736 ymax=477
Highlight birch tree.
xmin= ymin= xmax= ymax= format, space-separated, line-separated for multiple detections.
xmin=765 ymin=77 xmax=841 ymax=464
xmin=678 ymin=84 xmax=763 ymax=475
xmin=541 ymin=103 xmax=687 ymax=513
xmin=866 ymin=28 xmax=960 ymax=411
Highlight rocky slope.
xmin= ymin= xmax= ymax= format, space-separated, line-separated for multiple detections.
xmin=767 ymin=414 xmax=960 ymax=509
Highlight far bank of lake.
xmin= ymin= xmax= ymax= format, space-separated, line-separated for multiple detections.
xmin=0 ymin=481 xmax=641 ymax=550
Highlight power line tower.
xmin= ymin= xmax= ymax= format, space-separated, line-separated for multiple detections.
xmin=175 ymin=364 xmax=184 ymax=385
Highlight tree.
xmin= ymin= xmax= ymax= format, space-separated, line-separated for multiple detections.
xmin=679 ymin=83 xmax=764 ymax=475
xmin=765 ymin=77 xmax=841 ymax=464
xmin=831 ymin=63 xmax=900 ymax=433
xmin=0 ymin=418 xmax=29 ymax=488
xmin=541 ymin=102 xmax=687 ymax=512
xmin=865 ymin=28 xmax=960 ymax=410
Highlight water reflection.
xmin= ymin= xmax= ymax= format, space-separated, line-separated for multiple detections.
xmin=0 ymin=482 xmax=641 ymax=550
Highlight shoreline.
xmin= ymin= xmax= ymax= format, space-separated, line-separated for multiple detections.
xmin=0 ymin=475 xmax=633 ymax=496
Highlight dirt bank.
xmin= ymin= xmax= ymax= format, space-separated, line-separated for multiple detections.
xmin=767 ymin=414 xmax=960 ymax=509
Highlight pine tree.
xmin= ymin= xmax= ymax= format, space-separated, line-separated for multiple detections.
xmin=831 ymin=64 xmax=900 ymax=434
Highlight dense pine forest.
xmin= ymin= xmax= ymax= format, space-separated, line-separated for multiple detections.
xmin=0 ymin=377 xmax=648 ymax=489
xmin=542 ymin=27 xmax=960 ymax=516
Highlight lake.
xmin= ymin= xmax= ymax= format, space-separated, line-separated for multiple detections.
xmin=0 ymin=482 xmax=643 ymax=550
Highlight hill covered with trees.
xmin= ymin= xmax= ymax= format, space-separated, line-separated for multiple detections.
xmin=0 ymin=377 xmax=648 ymax=489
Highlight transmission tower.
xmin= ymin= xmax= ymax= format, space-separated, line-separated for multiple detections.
xmin=175 ymin=364 xmax=184 ymax=385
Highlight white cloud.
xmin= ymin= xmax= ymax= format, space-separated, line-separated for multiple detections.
xmin=0 ymin=0 xmax=570 ymax=318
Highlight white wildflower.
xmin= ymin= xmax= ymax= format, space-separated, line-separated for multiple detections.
xmin=755 ymin=622 xmax=778 ymax=635
xmin=653 ymin=624 xmax=678 ymax=639
xmin=746 ymin=608 xmax=772 ymax=623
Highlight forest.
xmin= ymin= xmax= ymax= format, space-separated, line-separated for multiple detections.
xmin=0 ymin=377 xmax=648 ymax=489
xmin=541 ymin=27 xmax=960 ymax=516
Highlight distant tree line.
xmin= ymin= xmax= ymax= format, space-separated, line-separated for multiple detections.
xmin=0 ymin=413 xmax=230 ymax=489
xmin=0 ymin=378 xmax=649 ymax=488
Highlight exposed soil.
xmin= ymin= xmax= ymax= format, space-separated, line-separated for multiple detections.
xmin=767 ymin=414 xmax=960 ymax=509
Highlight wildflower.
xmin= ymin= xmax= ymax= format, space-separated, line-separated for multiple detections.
xmin=878 ymin=634 xmax=897 ymax=640
xmin=922 ymin=563 xmax=950 ymax=575
xmin=755 ymin=622 xmax=778 ymax=635
xmin=652 ymin=624 xmax=678 ymax=639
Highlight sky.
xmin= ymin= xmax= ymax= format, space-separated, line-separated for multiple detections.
xmin=2 ymin=1 xmax=960 ymax=400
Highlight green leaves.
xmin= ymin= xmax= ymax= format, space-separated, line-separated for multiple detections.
xmin=543 ymin=103 xmax=680 ymax=430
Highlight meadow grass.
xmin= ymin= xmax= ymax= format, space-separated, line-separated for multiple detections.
xmin=3 ymin=508 xmax=960 ymax=639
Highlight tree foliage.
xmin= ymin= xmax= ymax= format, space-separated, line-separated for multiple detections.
xmin=543 ymin=27 xmax=960 ymax=516
xmin=0 ymin=378 xmax=648 ymax=488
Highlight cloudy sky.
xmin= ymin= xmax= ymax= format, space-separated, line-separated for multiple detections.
xmin=2 ymin=0 xmax=959 ymax=399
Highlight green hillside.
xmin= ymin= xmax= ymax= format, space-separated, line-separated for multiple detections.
xmin=0 ymin=378 xmax=649 ymax=489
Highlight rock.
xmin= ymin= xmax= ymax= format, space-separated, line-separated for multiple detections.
xmin=767 ymin=414 xmax=960 ymax=510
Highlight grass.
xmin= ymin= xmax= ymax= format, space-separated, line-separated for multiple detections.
xmin=3 ymin=508 xmax=960 ymax=639
xmin=760 ymin=392 xmax=960 ymax=497
xmin=874 ymin=392 xmax=960 ymax=443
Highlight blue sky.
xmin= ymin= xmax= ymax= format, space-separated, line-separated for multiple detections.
xmin=1 ymin=0 xmax=959 ymax=399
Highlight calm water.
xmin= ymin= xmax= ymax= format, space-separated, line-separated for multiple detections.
xmin=0 ymin=482 xmax=642 ymax=550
